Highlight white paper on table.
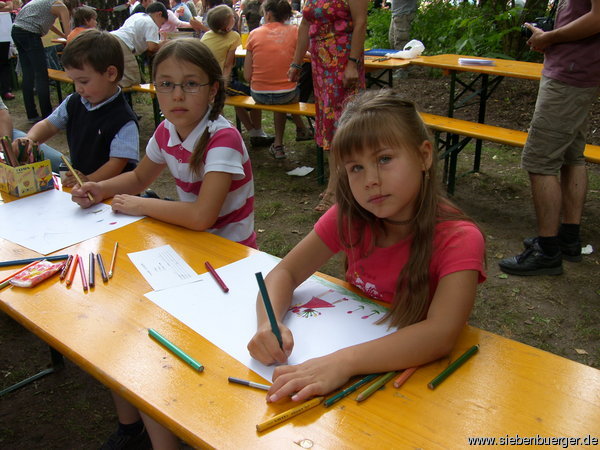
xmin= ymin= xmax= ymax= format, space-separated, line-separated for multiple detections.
xmin=458 ymin=58 xmax=495 ymax=66
xmin=128 ymin=244 xmax=201 ymax=291
xmin=144 ymin=252 xmax=395 ymax=382
xmin=0 ymin=189 xmax=144 ymax=255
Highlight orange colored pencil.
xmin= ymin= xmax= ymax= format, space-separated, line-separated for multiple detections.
xmin=65 ymin=254 xmax=79 ymax=287
xmin=0 ymin=261 xmax=39 ymax=288
xmin=393 ymin=367 xmax=418 ymax=388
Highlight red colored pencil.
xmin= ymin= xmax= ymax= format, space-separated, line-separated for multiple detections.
xmin=393 ymin=367 xmax=418 ymax=388
xmin=78 ymin=254 xmax=88 ymax=292
xmin=205 ymin=261 xmax=229 ymax=293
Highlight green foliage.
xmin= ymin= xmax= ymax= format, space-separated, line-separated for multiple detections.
xmin=409 ymin=0 xmax=523 ymax=58
xmin=366 ymin=5 xmax=392 ymax=49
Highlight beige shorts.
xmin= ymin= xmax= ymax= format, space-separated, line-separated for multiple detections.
xmin=521 ymin=76 xmax=600 ymax=175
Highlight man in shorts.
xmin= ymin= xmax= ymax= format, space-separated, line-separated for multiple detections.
xmin=499 ymin=0 xmax=600 ymax=276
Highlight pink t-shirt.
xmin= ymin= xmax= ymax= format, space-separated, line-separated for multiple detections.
xmin=145 ymin=114 xmax=257 ymax=248
xmin=314 ymin=205 xmax=486 ymax=304
xmin=246 ymin=22 xmax=298 ymax=92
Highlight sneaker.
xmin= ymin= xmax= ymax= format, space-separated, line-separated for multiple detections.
xmin=499 ymin=241 xmax=562 ymax=276
xmin=250 ymin=135 xmax=275 ymax=147
xmin=100 ymin=427 xmax=151 ymax=450
xmin=523 ymin=236 xmax=582 ymax=262
xmin=295 ymin=128 xmax=314 ymax=142
xmin=27 ymin=116 xmax=42 ymax=124
xmin=142 ymin=189 xmax=160 ymax=199
xmin=2 ymin=92 xmax=15 ymax=100
xmin=269 ymin=144 xmax=286 ymax=159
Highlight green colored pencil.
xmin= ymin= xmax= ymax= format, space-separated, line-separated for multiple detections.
xmin=355 ymin=371 xmax=397 ymax=402
xmin=427 ymin=344 xmax=479 ymax=390
xmin=324 ymin=373 xmax=380 ymax=407
xmin=255 ymin=271 xmax=283 ymax=349
xmin=148 ymin=328 xmax=204 ymax=372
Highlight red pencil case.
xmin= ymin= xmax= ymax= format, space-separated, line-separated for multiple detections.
xmin=10 ymin=260 xmax=65 ymax=288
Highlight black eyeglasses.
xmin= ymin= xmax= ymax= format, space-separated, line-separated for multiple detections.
xmin=154 ymin=80 xmax=210 ymax=93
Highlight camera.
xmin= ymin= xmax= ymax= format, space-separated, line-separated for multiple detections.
xmin=521 ymin=17 xmax=555 ymax=39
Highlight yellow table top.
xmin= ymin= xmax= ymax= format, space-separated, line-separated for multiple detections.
xmin=1 ymin=193 xmax=599 ymax=447
xmin=411 ymin=54 xmax=543 ymax=80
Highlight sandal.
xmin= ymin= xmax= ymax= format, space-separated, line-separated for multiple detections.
xmin=269 ymin=144 xmax=286 ymax=159
xmin=314 ymin=191 xmax=335 ymax=212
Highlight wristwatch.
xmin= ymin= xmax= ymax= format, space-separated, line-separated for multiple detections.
xmin=348 ymin=56 xmax=360 ymax=64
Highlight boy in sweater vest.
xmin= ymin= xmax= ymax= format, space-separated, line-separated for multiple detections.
xmin=13 ymin=30 xmax=139 ymax=187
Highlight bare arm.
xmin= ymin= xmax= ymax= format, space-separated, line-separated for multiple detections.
xmin=22 ymin=119 xmax=60 ymax=144
xmin=526 ymin=0 xmax=600 ymax=51
xmin=51 ymin=2 xmax=71 ymax=37
xmin=288 ymin=18 xmax=309 ymax=82
xmin=223 ymin=45 xmax=237 ymax=85
xmin=267 ymin=268 xmax=479 ymax=402
xmin=0 ymin=1 xmax=13 ymax=13
xmin=343 ymin=0 xmax=368 ymax=87
xmin=0 ymin=108 xmax=12 ymax=138
xmin=111 ymin=170 xmax=233 ymax=230
xmin=243 ymin=49 xmax=253 ymax=82
xmin=247 ymin=230 xmax=336 ymax=365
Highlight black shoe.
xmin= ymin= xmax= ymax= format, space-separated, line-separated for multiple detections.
xmin=250 ymin=135 xmax=275 ymax=147
xmin=499 ymin=242 xmax=562 ymax=276
xmin=100 ymin=427 xmax=151 ymax=450
xmin=142 ymin=189 xmax=160 ymax=199
xmin=523 ymin=236 xmax=582 ymax=262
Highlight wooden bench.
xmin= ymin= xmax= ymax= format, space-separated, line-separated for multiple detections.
xmin=47 ymin=69 xmax=162 ymax=126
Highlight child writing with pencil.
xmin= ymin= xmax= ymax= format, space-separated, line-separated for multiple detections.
xmin=72 ymin=38 xmax=256 ymax=249
xmin=74 ymin=38 xmax=256 ymax=449
xmin=12 ymin=30 xmax=140 ymax=188
xmin=248 ymin=89 xmax=486 ymax=403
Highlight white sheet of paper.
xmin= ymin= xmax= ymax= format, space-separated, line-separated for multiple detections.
xmin=128 ymin=245 xmax=201 ymax=291
xmin=0 ymin=190 xmax=144 ymax=255
xmin=144 ymin=252 xmax=395 ymax=382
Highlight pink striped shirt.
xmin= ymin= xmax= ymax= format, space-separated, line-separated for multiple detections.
xmin=146 ymin=115 xmax=257 ymax=248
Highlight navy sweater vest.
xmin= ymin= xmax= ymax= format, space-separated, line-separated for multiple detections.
xmin=66 ymin=92 xmax=138 ymax=175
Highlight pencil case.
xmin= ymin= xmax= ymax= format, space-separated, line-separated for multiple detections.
xmin=10 ymin=260 xmax=65 ymax=288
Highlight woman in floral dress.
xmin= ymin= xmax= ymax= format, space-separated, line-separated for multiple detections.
xmin=289 ymin=0 xmax=367 ymax=212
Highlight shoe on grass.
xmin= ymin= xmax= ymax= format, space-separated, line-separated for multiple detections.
xmin=250 ymin=134 xmax=275 ymax=147
xmin=295 ymin=128 xmax=314 ymax=141
xmin=269 ymin=144 xmax=286 ymax=159
xmin=499 ymin=241 xmax=562 ymax=276
xmin=100 ymin=427 xmax=151 ymax=450
xmin=523 ymin=236 xmax=582 ymax=262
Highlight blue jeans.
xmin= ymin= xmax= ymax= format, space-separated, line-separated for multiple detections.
xmin=251 ymin=88 xmax=299 ymax=105
xmin=12 ymin=129 xmax=62 ymax=173
xmin=11 ymin=26 xmax=52 ymax=120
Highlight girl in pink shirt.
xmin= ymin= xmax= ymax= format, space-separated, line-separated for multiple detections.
xmin=248 ymin=89 xmax=486 ymax=403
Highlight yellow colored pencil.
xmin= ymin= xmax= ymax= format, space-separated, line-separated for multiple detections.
xmin=60 ymin=155 xmax=93 ymax=202
xmin=256 ymin=397 xmax=323 ymax=432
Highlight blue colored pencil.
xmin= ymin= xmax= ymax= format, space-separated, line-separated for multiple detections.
xmin=0 ymin=254 xmax=69 ymax=267
xmin=255 ymin=272 xmax=283 ymax=349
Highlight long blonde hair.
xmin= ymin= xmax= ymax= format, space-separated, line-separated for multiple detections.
xmin=152 ymin=39 xmax=226 ymax=175
xmin=331 ymin=89 xmax=479 ymax=328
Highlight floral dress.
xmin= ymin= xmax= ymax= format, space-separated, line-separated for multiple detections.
xmin=303 ymin=0 xmax=365 ymax=151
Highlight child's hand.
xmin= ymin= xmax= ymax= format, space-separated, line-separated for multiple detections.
xmin=111 ymin=194 xmax=146 ymax=216
xmin=62 ymin=169 xmax=88 ymax=188
xmin=71 ymin=182 xmax=102 ymax=208
xmin=267 ymin=353 xmax=352 ymax=403
xmin=248 ymin=322 xmax=294 ymax=365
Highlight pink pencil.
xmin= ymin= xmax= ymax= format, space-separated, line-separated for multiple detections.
xmin=78 ymin=255 xmax=89 ymax=292
xmin=205 ymin=261 xmax=229 ymax=293
xmin=393 ymin=367 xmax=418 ymax=388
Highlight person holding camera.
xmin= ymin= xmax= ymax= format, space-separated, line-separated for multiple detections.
xmin=499 ymin=0 xmax=600 ymax=276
